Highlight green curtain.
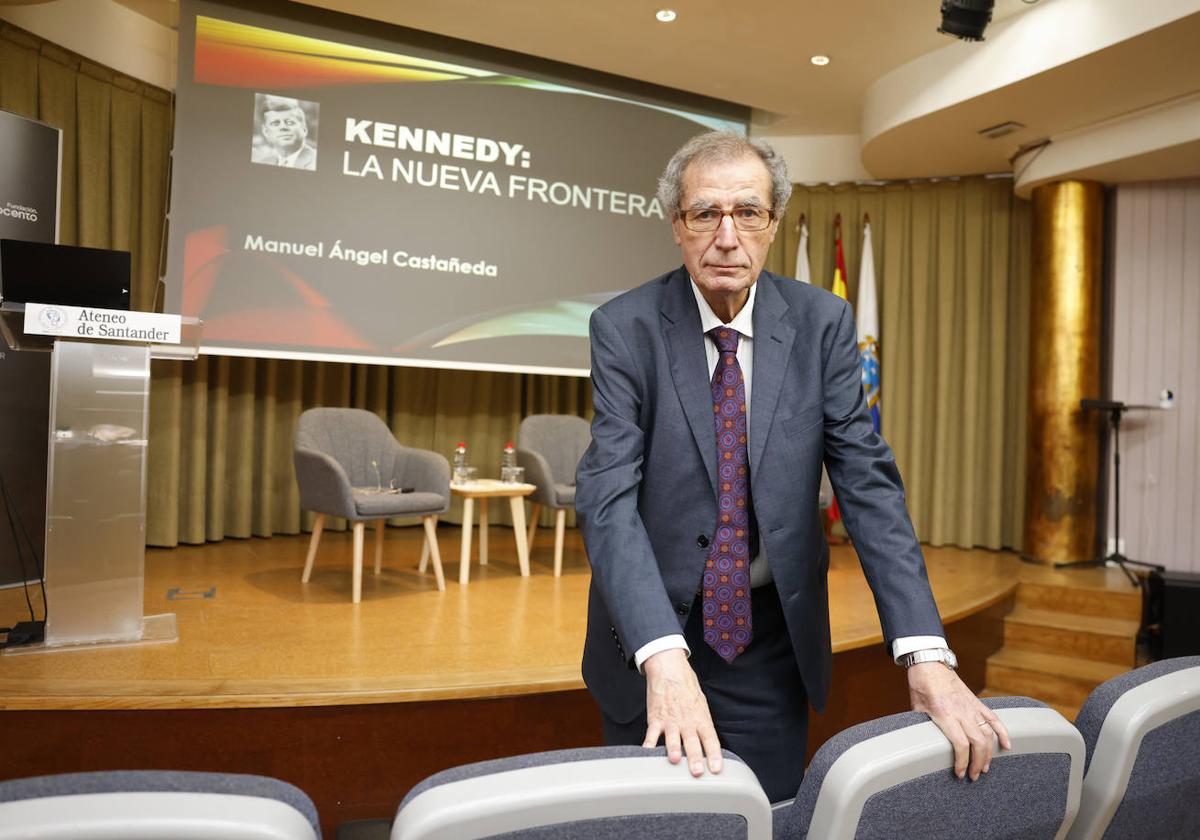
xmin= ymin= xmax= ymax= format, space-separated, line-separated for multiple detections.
xmin=3 ymin=22 xmax=1030 ymax=551
xmin=0 ymin=23 xmax=171 ymax=310
xmin=768 ymin=179 xmax=1032 ymax=550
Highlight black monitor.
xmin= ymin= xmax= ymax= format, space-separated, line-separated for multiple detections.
xmin=0 ymin=239 xmax=131 ymax=311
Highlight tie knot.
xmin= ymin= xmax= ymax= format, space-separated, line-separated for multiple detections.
xmin=709 ymin=327 xmax=741 ymax=355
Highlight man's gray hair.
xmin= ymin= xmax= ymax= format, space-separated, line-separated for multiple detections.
xmin=656 ymin=131 xmax=792 ymax=218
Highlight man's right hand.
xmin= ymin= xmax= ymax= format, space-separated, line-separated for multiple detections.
xmin=642 ymin=648 xmax=723 ymax=777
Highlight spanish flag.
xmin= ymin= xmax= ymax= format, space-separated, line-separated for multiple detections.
xmin=832 ymin=214 xmax=849 ymax=302
xmin=827 ymin=215 xmax=849 ymax=530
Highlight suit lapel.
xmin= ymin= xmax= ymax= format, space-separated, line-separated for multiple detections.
xmin=661 ymin=270 xmax=719 ymax=493
xmin=750 ymin=275 xmax=797 ymax=471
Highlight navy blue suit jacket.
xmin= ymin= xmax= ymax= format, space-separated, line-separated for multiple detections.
xmin=576 ymin=267 xmax=944 ymax=724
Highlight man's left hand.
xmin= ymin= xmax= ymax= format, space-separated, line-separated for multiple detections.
xmin=907 ymin=663 xmax=1012 ymax=781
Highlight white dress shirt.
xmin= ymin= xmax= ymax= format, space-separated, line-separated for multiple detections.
xmin=633 ymin=279 xmax=947 ymax=670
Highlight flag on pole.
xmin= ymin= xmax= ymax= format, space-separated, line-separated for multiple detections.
xmin=794 ymin=214 xmax=811 ymax=284
xmin=831 ymin=215 xmax=849 ymax=301
xmin=826 ymin=215 xmax=849 ymax=531
xmin=857 ymin=216 xmax=881 ymax=432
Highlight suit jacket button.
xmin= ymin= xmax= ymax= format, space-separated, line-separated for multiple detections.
xmin=696 ymin=535 xmax=710 ymax=549
xmin=675 ymin=602 xmax=690 ymax=615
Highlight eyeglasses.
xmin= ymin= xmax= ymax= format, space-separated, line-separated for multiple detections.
xmin=678 ymin=206 xmax=774 ymax=233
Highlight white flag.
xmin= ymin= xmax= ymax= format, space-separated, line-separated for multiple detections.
xmin=857 ymin=220 xmax=880 ymax=430
xmin=794 ymin=218 xmax=811 ymax=284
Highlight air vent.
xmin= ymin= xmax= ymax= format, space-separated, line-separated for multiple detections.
xmin=978 ymin=120 xmax=1025 ymax=139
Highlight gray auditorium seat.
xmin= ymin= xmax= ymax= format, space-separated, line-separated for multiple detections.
xmin=516 ymin=413 xmax=590 ymax=576
xmin=392 ymin=745 xmax=771 ymax=839
xmin=1067 ymin=656 xmax=1200 ymax=840
xmin=0 ymin=769 xmax=321 ymax=839
xmin=773 ymin=696 xmax=1084 ymax=840
xmin=295 ymin=408 xmax=450 ymax=601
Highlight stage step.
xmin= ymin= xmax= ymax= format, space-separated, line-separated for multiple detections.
xmin=984 ymin=648 xmax=1127 ymax=709
xmin=1015 ymin=577 xmax=1141 ymax=621
xmin=1001 ymin=606 xmax=1139 ymax=666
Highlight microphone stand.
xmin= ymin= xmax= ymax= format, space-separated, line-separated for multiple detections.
xmin=1055 ymin=399 xmax=1166 ymax=586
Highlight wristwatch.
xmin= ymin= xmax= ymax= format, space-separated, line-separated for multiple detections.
xmin=901 ymin=648 xmax=958 ymax=670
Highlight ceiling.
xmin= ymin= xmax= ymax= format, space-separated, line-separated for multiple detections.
xmin=110 ymin=0 xmax=1034 ymax=135
xmin=96 ymin=0 xmax=1198 ymax=184
xmin=862 ymin=11 xmax=1200 ymax=178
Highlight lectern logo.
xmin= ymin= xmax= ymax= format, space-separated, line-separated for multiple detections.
xmin=38 ymin=305 xmax=66 ymax=333
xmin=1 ymin=201 xmax=39 ymax=223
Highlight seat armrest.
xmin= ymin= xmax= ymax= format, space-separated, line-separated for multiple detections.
xmin=395 ymin=448 xmax=451 ymax=500
xmin=516 ymin=448 xmax=557 ymax=507
xmin=294 ymin=447 xmax=356 ymax=519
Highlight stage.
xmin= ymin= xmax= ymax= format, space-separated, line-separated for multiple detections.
xmin=0 ymin=524 xmax=1020 ymax=831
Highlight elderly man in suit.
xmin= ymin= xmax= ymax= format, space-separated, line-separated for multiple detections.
xmin=575 ymin=131 xmax=1010 ymax=802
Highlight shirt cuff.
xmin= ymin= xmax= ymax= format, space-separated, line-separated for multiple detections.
xmin=891 ymin=635 xmax=949 ymax=664
xmin=634 ymin=635 xmax=690 ymax=673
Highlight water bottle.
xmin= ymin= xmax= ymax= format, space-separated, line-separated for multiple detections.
xmin=501 ymin=441 xmax=521 ymax=483
xmin=453 ymin=441 xmax=468 ymax=484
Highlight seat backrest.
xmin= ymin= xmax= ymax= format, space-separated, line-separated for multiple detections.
xmin=392 ymin=745 xmax=771 ymax=840
xmin=0 ymin=770 xmax=320 ymax=840
xmin=296 ymin=407 xmax=399 ymax=488
xmin=775 ymin=697 xmax=1084 ymax=840
xmin=517 ymin=414 xmax=590 ymax=486
xmin=1067 ymin=656 xmax=1200 ymax=840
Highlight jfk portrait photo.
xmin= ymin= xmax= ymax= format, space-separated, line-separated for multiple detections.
xmin=251 ymin=94 xmax=319 ymax=171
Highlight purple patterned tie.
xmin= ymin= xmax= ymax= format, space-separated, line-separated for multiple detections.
xmin=703 ymin=327 xmax=753 ymax=663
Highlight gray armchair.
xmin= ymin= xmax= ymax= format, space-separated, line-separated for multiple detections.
xmin=393 ymin=745 xmax=770 ymax=839
xmin=516 ymin=414 xmax=590 ymax=576
xmin=1068 ymin=656 xmax=1200 ymax=840
xmin=0 ymin=770 xmax=321 ymax=839
xmin=774 ymin=696 xmax=1084 ymax=839
xmin=294 ymin=408 xmax=450 ymax=601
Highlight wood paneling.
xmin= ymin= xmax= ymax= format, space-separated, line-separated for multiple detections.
xmin=1110 ymin=180 xmax=1200 ymax=573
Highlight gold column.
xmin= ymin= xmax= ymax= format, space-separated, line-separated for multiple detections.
xmin=1024 ymin=181 xmax=1104 ymax=564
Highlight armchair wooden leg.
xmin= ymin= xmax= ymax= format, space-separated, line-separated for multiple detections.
xmin=527 ymin=502 xmax=541 ymax=554
xmin=422 ymin=515 xmax=446 ymax=591
xmin=419 ymin=525 xmax=431 ymax=573
xmin=352 ymin=521 xmax=366 ymax=604
xmin=301 ymin=513 xmax=325 ymax=583
xmin=374 ymin=519 xmax=385 ymax=575
xmin=554 ymin=508 xmax=567 ymax=577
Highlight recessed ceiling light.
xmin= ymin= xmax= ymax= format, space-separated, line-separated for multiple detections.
xmin=810 ymin=55 xmax=830 ymax=66
xmin=656 ymin=9 xmax=677 ymax=23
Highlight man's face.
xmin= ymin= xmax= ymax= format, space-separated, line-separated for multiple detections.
xmin=670 ymin=153 xmax=779 ymax=305
xmin=262 ymin=108 xmax=306 ymax=151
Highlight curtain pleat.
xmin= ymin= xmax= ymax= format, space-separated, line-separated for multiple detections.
xmin=774 ymin=179 xmax=1032 ymax=550
xmin=4 ymin=21 xmax=1031 ymax=552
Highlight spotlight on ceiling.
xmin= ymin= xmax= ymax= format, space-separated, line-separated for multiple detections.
xmin=655 ymin=9 xmax=677 ymax=23
xmin=937 ymin=0 xmax=994 ymax=41
xmin=810 ymin=55 xmax=830 ymax=66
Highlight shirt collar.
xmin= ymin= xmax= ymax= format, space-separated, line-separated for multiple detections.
xmin=689 ymin=277 xmax=756 ymax=339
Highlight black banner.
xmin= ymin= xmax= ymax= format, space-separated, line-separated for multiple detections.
xmin=0 ymin=109 xmax=60 ymax=588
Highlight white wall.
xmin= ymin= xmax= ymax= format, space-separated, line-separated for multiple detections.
xmin=747 ymin=131 xmax=871 ymax=184
xmin=1109 ymin=179 xmax=1200 ymax=573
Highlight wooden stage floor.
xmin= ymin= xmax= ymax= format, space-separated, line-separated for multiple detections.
xmin=0 ymin=525 xmax=1019 ymax=710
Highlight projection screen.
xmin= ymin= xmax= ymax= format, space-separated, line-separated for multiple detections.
xmin=165 ymin=0 xmax=748 ymax=375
